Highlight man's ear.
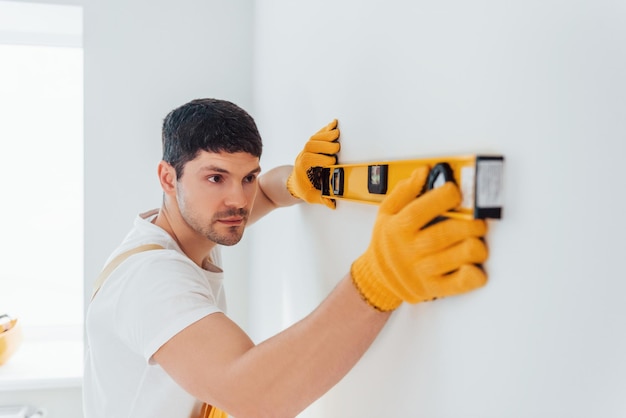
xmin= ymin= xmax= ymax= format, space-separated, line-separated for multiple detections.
xmin=157 ymin=160 xmax=177 ymax=195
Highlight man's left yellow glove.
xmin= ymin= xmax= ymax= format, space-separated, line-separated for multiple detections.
xmin=287 ymin=119 xmax=340 ymax=209
xmin=350 ymin=167 xmax=489 ymax=311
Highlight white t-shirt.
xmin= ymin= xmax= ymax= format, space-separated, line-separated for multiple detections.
xmin=83 ymin=211 xmax=227 ymax=418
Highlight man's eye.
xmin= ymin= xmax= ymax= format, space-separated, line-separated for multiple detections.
xmin=208 ymin=175 xmax=223 ymax=183
xmin=244 ymin=175 xmax=257 ymax=184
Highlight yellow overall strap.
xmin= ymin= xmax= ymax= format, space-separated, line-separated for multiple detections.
xmin=90 ymin=244 xmax=165 ymax=300
xmin=199 ymin=403 xmax=228 ymax=418
xmin=91 ymin=244 xmax=228 ymax=418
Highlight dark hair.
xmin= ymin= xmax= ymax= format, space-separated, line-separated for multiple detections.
xmin=162 ymin=98 xmax=263 ymax=178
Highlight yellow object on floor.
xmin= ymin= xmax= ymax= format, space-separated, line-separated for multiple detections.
xmin=0 ymin=316 xmax=23 ymax=366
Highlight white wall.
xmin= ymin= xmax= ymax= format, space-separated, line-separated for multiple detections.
xmin=249 ymin=1 xmax=626 ymax=417
xmin=84 ymin=0 xmax=255 ymax=326
xmin=81 ymin=0 xmax=626 ymax=417
xmin=0 ymin=1 xmax=83 ymax=416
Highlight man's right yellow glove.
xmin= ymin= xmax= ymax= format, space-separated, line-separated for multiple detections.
xmin=287 ymin=119 xmax=340 ymax=209
xmin=351 ymin=166 xmax=489 ymax=311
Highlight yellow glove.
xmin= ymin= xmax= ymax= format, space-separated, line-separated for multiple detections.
xmin=351 ymin=166 xmax=489 ymax=311
xmin=287 ymin=119 xmax=340 ymax=209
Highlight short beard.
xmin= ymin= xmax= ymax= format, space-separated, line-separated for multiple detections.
xmin=206 ymin=208 xmax=248 ymax=246
xmin=181 ymin=207 xmax=248 ymax=246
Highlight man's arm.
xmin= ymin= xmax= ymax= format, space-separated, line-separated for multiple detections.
xmin=154 ymin=167 xmax=490 ymax=418
xmin=248 ymin=165 xmax=300 ymax=225
xmin=153 ymin=273 xmax=390 ymax=418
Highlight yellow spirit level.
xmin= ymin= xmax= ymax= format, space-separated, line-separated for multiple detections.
xmin=320 ymin=155 xmax=504 ymax=219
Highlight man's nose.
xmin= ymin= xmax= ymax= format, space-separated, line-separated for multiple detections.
xmin=224 ymin=182 xmax=248 ymax=207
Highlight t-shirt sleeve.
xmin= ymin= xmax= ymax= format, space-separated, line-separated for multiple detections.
xmin=114 ymin=252 xmax=224 ymax=363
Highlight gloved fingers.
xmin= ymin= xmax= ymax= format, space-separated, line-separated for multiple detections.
xmin=310 ymin=119 xmax=340 ymax=142
xmin=396 ymin=182 xmax=462 ymax=230
xmin=415 ymin=237 xmax=488 ymax=277
xmin=320 ymin=196 xmax=336 ymax=209
xmin=413 ymin=219 xmax=488 ymax=256
xmin=303 ymin=139 xmax=341 ymax=155
xmin=421 ymin=264 xmax=488 ymax=299
xmin=288 ymin=120 xmax=339 ymax=206
xmin=379 ymin=166 xmax=430 ymax=215
xmin=299 ymin=152 xmax=338 ymax=169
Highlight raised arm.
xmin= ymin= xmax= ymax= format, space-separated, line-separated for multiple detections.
xmin=154 ymin=165 xmax=490 ymax=418
xmin=154 ymin=273 xmax=388 ymax=418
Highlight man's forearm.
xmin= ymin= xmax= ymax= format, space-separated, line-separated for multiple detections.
xmin=154 ymin=274 xmax=391 ymax=418
xmin=214 ymin=274 xmax=391 ymax=417
xmin=260 ymin=165 xmax=300 ymax=207
xmin=249 ymin=165 xmax=301 ymax=224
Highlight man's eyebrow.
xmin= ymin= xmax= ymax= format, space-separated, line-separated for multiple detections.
xmin=199 ymin=165 xmax=262 ymax=175
xmin=248 ymin=166 xmax=262 ymax=175
xmin=199 ymin=165 xmax=229 ymax=174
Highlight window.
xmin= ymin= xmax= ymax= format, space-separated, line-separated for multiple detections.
xmin=0 ymin=1 xmax=83 ymax=341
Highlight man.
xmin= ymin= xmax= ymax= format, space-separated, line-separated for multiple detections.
xmin=84 ymin=98 xmax=489 ymax=418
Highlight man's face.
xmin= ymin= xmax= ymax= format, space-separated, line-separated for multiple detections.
xmin=175 ymin=151 xmax=260 ymax=246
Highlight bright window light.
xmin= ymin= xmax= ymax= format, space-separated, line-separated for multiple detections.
xmin=0 ymin=1 xmax=83 ymax=339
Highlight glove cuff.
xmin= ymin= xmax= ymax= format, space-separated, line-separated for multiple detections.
xmin=350 ymin=257 xmax=401 ymax=312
